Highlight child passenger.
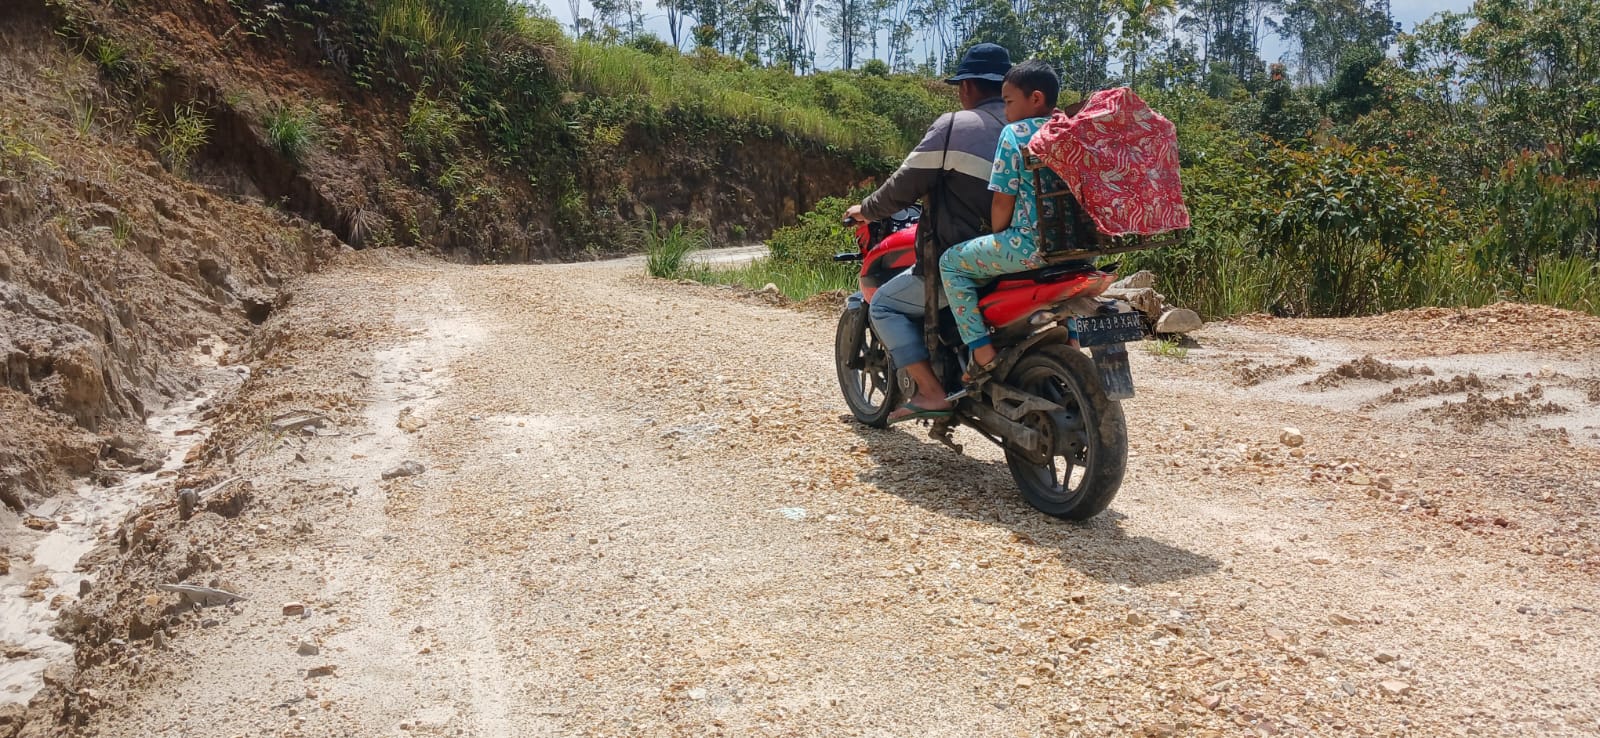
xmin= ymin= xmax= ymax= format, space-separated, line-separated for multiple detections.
xmin=938 ymin=60 xmax=1061 ymax=381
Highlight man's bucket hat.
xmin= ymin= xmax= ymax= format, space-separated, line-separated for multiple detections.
xmin=945 ymin=43 xmax=1013 ymax=84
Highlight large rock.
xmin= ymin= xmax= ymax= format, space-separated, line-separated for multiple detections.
xmin=1155 ymin=308 xmax=1202 ymax=334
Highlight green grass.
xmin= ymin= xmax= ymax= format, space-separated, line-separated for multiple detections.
xmin=565 ymin=43 xmax=944 ymax=162
xmin=0 ymin=118 xmax=53 ymax=176
xmin=688 ymin=258 xmax=857 ymax=300
xmin=403 ymin=92 xmax=465 ymax=157
xmin=68 ymin=94 xmax=96 ymax=138
xmin=639 ymin=210 xmax=709 ymax=278
xmin=88 ymin=37 xmax=132 ymax=79
xmin=263 ymin=104 xmax=319 ymax=162
xmin=371 ymin=0 xmax=522 ymax=57
xmin=1146 ymin=338 xmax=1189 ymax=359
xmin=157 ymin=102 xmax=210 ymax=175
xmin=1528 ymin=255 xmax=1600 ymax=314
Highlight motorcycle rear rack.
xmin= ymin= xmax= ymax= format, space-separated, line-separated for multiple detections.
xmin=1025 ymin=152 xmax=1182 ymax=262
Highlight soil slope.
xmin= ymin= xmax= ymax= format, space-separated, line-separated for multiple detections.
xmin=1 ymin=0 xmax=867 ymax=659
xmin=34 ymin=252 xmax=1599 ymax=738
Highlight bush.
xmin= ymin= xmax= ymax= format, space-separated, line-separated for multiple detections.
xmin=564 ymin=43 xmax=950 ymax=162
xmin=627 ymin=34 xmax=676 ymax=57
xmin=1247 ymin=140 xmax=1464 ymax=315
xmin=263 ymin=104 xmax=319 ymax=162
xmin=403 ymin=92 xmax=466 ymax=158
xmin=1477 ymin=149 xmax=1600 ymax=271
xmin=766 ymin=194 xmax=863 ymax=266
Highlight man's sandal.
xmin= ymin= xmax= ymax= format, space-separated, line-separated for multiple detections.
xmin=887 ymin=401 xmax=954 ymax=426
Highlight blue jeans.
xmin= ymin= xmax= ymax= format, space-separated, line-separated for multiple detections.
xmin=868 ymin=269 xmax=942 ymax=369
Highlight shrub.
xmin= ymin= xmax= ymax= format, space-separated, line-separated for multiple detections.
xmin=263 ymin=104 xmax=319 ymax=162
xmin=403 ymin=92 xmax=466 ymax=158
xmin=1248 ymin=140 xmax=1464 ymax=316
xmin=563 ymin=42 xmax=945 ymax=163
xmin=766 ymin=194 xmax=864 ymax=266
xmin=627 ymin=34 xmax=676 ymax=56
xmin=1476 ymin=148 xmax=1600 ymax=271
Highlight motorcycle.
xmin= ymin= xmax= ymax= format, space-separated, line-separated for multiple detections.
xmin=833 ymin=198 xmax=1164 ymax=521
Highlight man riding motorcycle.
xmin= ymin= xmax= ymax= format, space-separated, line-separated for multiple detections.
xmin=845 ymin=43 xmax=1013 ymax=424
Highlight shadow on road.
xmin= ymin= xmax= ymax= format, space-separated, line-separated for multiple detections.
xmin=846 ymin=419 xmax=1219 ymax=587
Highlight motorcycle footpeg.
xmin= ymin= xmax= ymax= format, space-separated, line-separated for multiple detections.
xmin=930 ymin=421 xmax=963 ymax=454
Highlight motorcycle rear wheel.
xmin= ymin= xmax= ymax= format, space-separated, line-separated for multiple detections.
xmin=1003 ymin=343 xmax=1127 ymax=520
xmin=835 ymin=306 xmax=900 ymax=428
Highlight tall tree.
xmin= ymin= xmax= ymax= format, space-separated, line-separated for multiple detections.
xmin=567 ymin=0 xmax=585 ymax=35
xmin=883 ymin=0 xmax=921 ymax=70
xmin=949 ymin=0 xmax=1028 ymax=66
xmin=1272 ymin=0 xmax=1396 ymax=84
xmin=1116 ymin=0 xmax=1177 ymax=88
xmin=664 ymin=0 xmax=690 ymax=48
xmin=591 ymin=0 xmax=644 ymax=41
xmin=774 ymin=0 xmax=817 ymax=70
xmin=1027 ymin=0 xmax=1112 ymax=94
xmin=821 ymin=0 xmax=875 ymax=68
xmin=1176 ymin=0 xmax=1271 ymax=82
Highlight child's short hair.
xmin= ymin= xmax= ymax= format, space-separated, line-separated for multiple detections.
xmin=1005 ymin=60 xmax=1060 ymax=108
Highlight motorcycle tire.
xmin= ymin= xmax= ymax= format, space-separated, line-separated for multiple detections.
xmin=835 ymin=306 xmax=900 ymax=428
xmin=1002 ymin=343 xmax=1128 ymax=521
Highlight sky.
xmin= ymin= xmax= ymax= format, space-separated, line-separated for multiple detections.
xmin=543 ymin=0 xmax=1476 ymax=70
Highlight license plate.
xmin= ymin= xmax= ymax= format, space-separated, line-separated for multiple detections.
xmin=1074 ymin=312 xmax=1145 ymax=347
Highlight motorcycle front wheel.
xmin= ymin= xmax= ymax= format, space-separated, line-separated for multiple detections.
xmin=1003 ymin=343 xmax=1128 ymax=520
xmin=835 ymin=306 xmax=900 ymax=428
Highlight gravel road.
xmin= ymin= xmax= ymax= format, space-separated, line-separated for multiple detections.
xmin=76 ymin=251 xmax=1600 ymax=737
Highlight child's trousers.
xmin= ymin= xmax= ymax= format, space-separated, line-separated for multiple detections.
xmin=939 ymin=228 xmax=1043 ymax=347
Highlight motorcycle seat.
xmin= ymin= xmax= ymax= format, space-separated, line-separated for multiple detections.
xmin=977 ymin=263 xmax=1115 ymax=332
xmin=976 ymin=260 xmax=1098 ymax=298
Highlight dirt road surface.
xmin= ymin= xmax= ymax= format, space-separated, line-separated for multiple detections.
xmin=68 ymin=251 xmax=1600 ymax=737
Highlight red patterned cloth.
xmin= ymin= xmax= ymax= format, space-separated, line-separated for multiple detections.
xmin=1026 ymin=87 xmax=1190 ymax=237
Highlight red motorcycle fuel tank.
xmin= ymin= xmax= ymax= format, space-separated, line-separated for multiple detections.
xmin=858 ymin=225 xmax=917 ymax=302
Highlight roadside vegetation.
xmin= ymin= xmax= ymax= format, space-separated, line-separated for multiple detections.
xmin=43 ymin=0 xmax=1598 ymax=316
xmin=687 ymin=0 xmax=1600 ymax=319
xmin=263 ymin=104 xmax=320 ymax=162
xmin=648 ymin=194 xmax=862 ymax=299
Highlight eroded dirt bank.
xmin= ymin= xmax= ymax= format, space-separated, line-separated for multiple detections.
xmin=24 ymin=251 xmax=1595 ymax=738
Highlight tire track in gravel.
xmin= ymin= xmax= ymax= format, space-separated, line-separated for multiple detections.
xmin=403 ymin=260 xmax=1600 ymax=737
xmin=79 ymin=253 xmax=1600 ymax=737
